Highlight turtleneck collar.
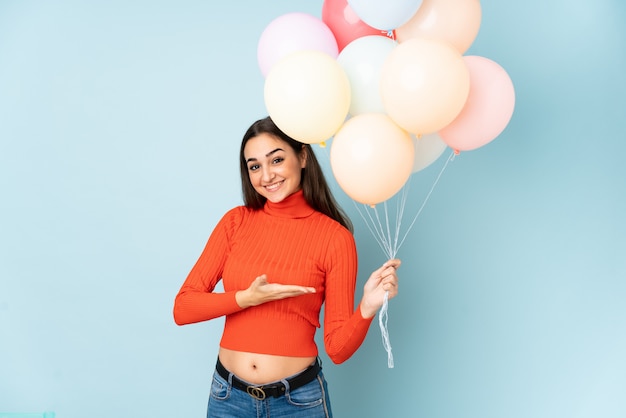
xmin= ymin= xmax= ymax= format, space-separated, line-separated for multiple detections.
xmin=263 ymin=189 xmax=316 ymax=219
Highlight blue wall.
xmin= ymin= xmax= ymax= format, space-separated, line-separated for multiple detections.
xmin=1 ymin=1 xmax=625 ymax=417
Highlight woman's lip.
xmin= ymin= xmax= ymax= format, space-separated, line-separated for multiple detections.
xmin=264 ymin=180 xmax=284 ymax=191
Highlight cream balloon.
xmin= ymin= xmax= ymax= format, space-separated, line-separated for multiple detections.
xmin=330 ymin=113 xmax=414 ymax=206
xmin=395 ymin=0 xmax=482 ymax=54
xmin=380 ymin=37 xmax=470 ymax=136
xmin=337 ymin=35 xmax=397 ymax=116
xmin=264 ymin=50 xmax=351 ymax=144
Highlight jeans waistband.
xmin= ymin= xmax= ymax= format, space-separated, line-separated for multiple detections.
xmin=215 ymin=357 xmax=321 ymax=400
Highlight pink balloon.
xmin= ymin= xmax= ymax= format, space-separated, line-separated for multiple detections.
xmin=257 ymin=12 xmax=339 ymax=77
xmin=322 ymin=0 xmax=384 ymax=52
xmin=439 ymin=56 xmax=515 ymax=151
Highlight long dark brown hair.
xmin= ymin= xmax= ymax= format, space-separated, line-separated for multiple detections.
xmin=239 ymin=116 xmax=353 ymax=233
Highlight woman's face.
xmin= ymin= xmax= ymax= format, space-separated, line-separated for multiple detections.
xmin=243 ymin=133 xmax=307 ymax=203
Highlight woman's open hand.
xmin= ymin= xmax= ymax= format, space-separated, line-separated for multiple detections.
xmin=360 ymin=259 xmax=401 ymax=318
xmin=235 ymin=274 xmax=316 ymax=308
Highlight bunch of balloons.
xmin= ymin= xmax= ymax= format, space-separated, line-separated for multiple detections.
xmin=259 ymin=0 xmax=515 ymax=207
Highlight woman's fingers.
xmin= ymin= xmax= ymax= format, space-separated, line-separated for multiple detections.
xmin=256 ymin=279 xmax=316 ymax=299
xmin=381 ymin=259 xmax=400 ymax=296
xmin=383 ymin=258 xmax=401 ymax=270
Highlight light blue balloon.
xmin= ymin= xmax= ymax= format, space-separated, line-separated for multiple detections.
xmin=347 ymin=0 xmax=423 ymax=31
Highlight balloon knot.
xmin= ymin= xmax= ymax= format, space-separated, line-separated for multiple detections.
xmin=384 ymin=29 xmax=396 ymax=41
xmin=453 ymin=149 xmax=460 ymax=155
xmin=318 ymin=141 xmax=327 ymax=148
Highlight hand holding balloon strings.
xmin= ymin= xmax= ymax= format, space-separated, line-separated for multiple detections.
xmin=352 ymin=149 xmax=456 ymax=368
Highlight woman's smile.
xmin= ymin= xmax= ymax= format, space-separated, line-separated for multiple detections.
xmin=264 ymin=180 xmax=284 ymax=192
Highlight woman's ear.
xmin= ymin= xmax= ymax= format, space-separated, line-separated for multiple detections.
xmin=300 ymin=145 xmax=308 ymax=168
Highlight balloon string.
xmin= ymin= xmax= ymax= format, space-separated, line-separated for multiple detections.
xmin=354 ymin=149 xmax=454 ymax=257
xmin=354 ymin=203 xmax=393 ymax=258
xmin=392 ymin=177 xmax=411 ymax=256
xmin=379 ymin=290 xmax=394 ymax=368
xmin=395 ymin=150 xmax=455 ymax=251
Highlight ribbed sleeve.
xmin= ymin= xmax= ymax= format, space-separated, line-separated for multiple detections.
xmin=322 ymin=227 xmax=374 ymax=364
xmin=173 ymin=207 xmax=245 ymax=325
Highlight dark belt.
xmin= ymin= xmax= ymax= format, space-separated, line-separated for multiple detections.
xmin=216 ymin=357 xmax=321 ymax=400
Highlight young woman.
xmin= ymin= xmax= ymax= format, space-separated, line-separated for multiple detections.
xmin=174 ymin=116 xmax=400 ymax=418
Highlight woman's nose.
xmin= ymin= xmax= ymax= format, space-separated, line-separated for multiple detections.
xmin=261 ymin=166 xmax=274 ymax=182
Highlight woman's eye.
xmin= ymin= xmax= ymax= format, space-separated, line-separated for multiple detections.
xmin=272 ymin=157 xmax=284 ymax=164
xmin=248 ymin=164 xmax=259 ymax=171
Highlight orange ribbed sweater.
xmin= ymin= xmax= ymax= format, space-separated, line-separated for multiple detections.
xmin=173 ymin=190 xmax=373 ymax=364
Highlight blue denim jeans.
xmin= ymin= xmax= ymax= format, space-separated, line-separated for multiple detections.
xmin=207 ymin=362 xmax=333 ymax=418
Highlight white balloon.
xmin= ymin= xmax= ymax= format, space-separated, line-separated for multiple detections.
xmin=411 ymin=133 xmax=448 ymax=172
xmin=337 ymin=36 xmax=397 ymax=116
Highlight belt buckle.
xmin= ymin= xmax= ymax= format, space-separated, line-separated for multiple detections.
xmin=246 ymin=386 xmax=266 ymax=400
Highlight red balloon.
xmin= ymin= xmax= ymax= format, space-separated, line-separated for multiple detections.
xmin=322 ymin=0 xmax=386 ymax=52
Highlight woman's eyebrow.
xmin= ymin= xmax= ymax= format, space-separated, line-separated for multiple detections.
xmin=266 ymin=147 xmax=284 ymax=156
xmin=246 ymin=148 xmax=284 ymax=163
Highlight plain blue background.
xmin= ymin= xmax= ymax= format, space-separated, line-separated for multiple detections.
xmin=1 ymin=1 xmax=625 ymax=417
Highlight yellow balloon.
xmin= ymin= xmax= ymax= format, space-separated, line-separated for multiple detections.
xmin=264 ymin=50 xmax=351 ymax=144
xmin=330 ymin=113 xmax=414 ymax=206
xmin=396 ymin=0 xmax=482 ymax=54
xmin=380 ymin=37 xmax=470 ymax=136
